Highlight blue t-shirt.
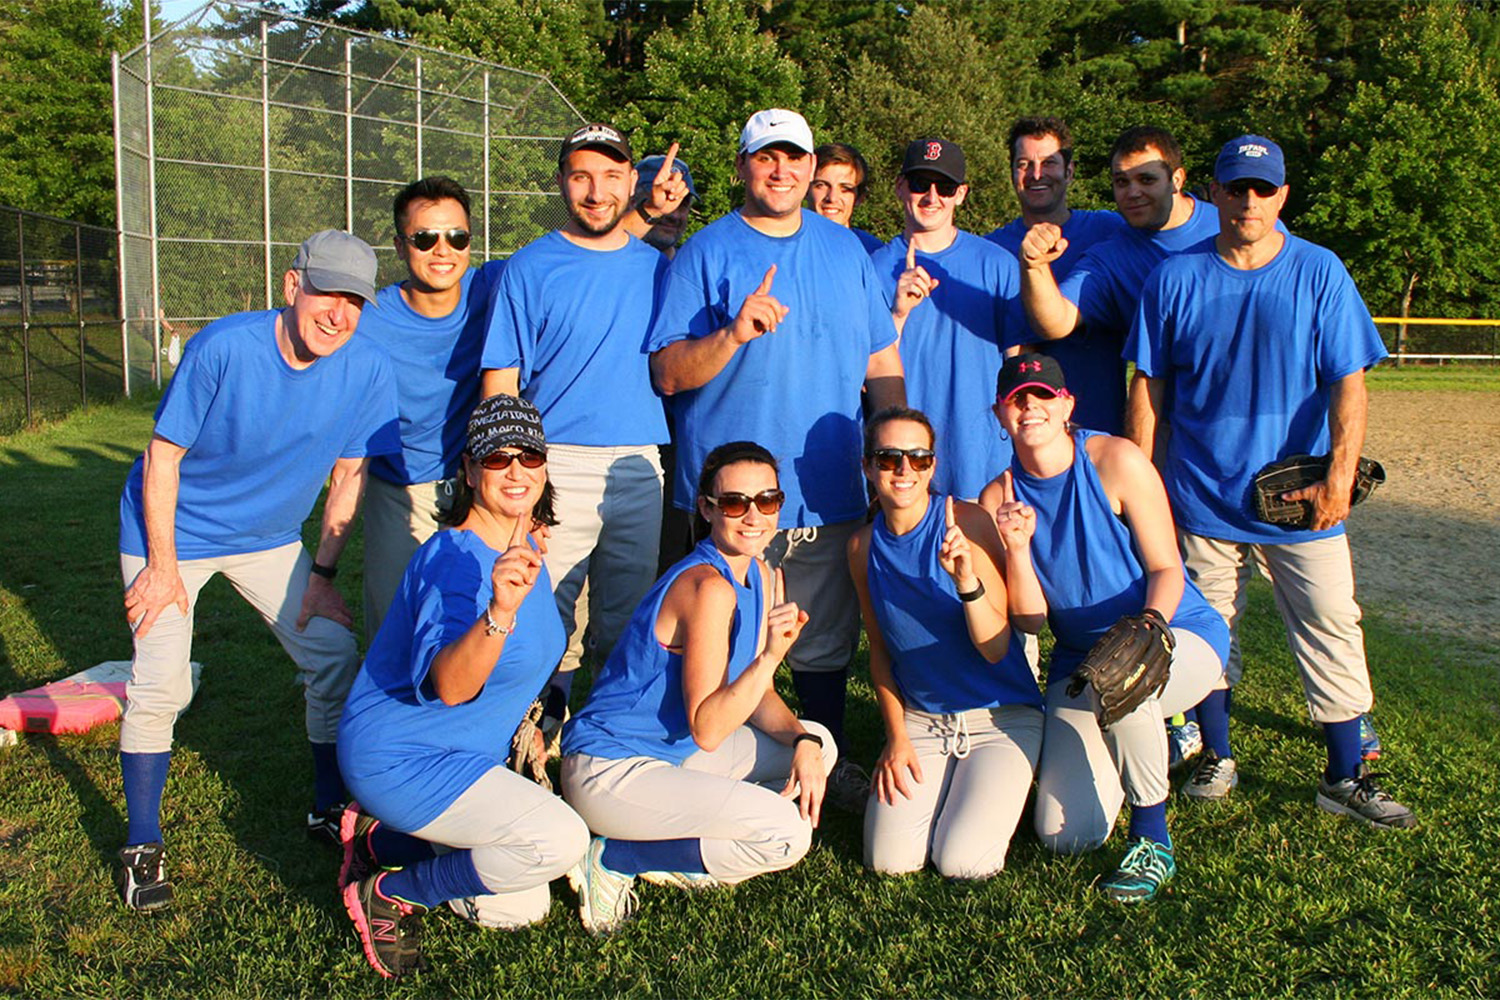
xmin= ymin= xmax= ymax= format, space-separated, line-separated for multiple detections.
xmin=648 ymin=210 xmax=899 ymax=527
xmin=360 ymin=261 xmax=503 ymax=486
xmin=1008 ymin=430 xmax=1230 ymax=679
xmin=119 ymin=310 xmax=400 ymax=560
xmin=481 ymin=232 xmax=669 ymax=447
xmin=852 ymin=227 xmax=885 ymax=254
xmin=989 ymin=209 xmax=1130 ymax=433
xmin=563 ymin=539 xmax=764 ymax=765
xmin=866 ymin=497 xmax=1041 ymax=713
xmin=1125 ymin=234 xmax=1388 ymax=544
xmin=337 ymin=529 xmax=564 ymax=832
xmin=872 ymin=231 xmax=1024 ymax=499
xmin=1034 ymin=200 xmax=1220 ymax=434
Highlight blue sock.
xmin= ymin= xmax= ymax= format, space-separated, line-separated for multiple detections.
xmin=600 ymin=837 xmax=705 ymax=877
xmin=1323 ymin=718 xmax=1363 ymax=782
xmin=121 ymin=751 xmax=171 ymax=845
xmin=1182 ymin=707 xmax=1198 ymax=725
xmin=367 ymin=826 xmax=438 ymax=869
xmin=1127 ymin=799 xmax=1171 ymax=848
xmin=1197 ymin=688 xmax=1233 ymax=759
xmin=792 ymin=669 xmax=847 ymax=749
xmin=310 ymin=742 xmax=346 ymax=812
xmin=377 ymin=849 xmax=490 ymax=909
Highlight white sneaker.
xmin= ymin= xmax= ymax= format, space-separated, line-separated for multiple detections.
xmin=1182 ymin=752 xmax=1238 ymax=800
xmin=567 ymin=837 xmax=638 ymax=936
xmin=639 ymin=870 xmax=722 ymax=891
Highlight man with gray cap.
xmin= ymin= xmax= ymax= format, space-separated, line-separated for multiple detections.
xmin=624 ymin=144 xmax=696 ymax=257
xmin=648 ymin=108 xmax=905 ymax=809
xmin=114 ymin=229 xmax=400 ymax=910
xmin=1125 ymin=135 xmax=1414 ymax=829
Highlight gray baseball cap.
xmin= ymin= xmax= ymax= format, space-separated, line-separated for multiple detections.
xmin=291 ymin=230 xmax=379 ymax=306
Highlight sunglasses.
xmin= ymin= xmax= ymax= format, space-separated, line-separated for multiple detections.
xmin=867 ymin=447 xmax=936 ymax=473
xmin=1223 ymin=179 xmax=1279 ymax=199
xmin=704 ymin=489 xmax=785 ymax=518
xmin=476 ymin=448 xmax=546 ymax=471
xmin=400 ymin=228 xmax=471 ymax=252
xmin=906 ymin=177 xmax=961 ymax=198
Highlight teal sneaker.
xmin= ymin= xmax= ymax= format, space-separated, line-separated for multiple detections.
xmin=567 ymin=837 xmax=638 ymax=935
xmin=1100 ymin=838 xmax=1176 ymax=904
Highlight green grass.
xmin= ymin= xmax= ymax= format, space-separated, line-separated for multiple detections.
xmin=1368 ymin=362 xmax=1500 ymax=391
xmin=1 ymin=397 xmax=1498 ymax=996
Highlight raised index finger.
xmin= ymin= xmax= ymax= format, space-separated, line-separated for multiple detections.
xmin=1000 ymin=469 xmax=1015 ymax=505
xmin=945 ymin=495 xmax=956 ymax=529
xmin=655 ymin=142 xmax=680 ymax=184
xmin=509 ymin=512 xmax=530 ymax=551
xmin=756 ymin=264 xmax=777 ymax=296
xmin=905 ymin=239 xmax=916 ymax=272
xmin=774 ymin=566 xmax=785 ymax=606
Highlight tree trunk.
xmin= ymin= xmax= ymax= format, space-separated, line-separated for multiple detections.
xmin=1397 ymin=270 xmax=1418 ymax=367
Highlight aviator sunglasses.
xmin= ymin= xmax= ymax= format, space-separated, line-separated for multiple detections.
xmin=1222 ymin=179 xmax=1279 ymax=199
xmin=867 ymin=447 xmax=936 ymax=473
xmin=400 ymin=228 xmax=472 ymax=252
xmin=704 ymin=489 xmax=785 ymax=518
xmin=477 ymin=448 xmax=546 ymax=471
xmin=906 ymin=176 xmax=961 ymax=198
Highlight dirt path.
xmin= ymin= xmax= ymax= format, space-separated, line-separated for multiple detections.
xmin=1347 ymin=390 xmax=1500 ymax=645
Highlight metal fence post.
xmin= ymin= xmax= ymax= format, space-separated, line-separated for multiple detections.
xmin=261 ymin=17 xmax=273 ymax=308
xmin=144 ymin=5 xmax=162 ymax=387
xmin=482 ymin=71 xmax=491 ymax=260
xmin=112 ymin=50 xmax=130 ymax=398
xmin=76 ymin=222 xmax=87 ymax=406
xmin=17 ymin=214 xmax=31 ymax=425
xmin=345 ymin=36 xmax=354 ymax=233
xmin=415 ymin=55 xmax=423 ymax=177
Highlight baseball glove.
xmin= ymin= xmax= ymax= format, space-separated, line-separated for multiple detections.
xmin=1252 ymin=453 xmax=1386 ymax=529
xmin=508 ymin=697 xmax=552 ymax=791
xmin=1066 ymin=608 xmax=1174 ymax=729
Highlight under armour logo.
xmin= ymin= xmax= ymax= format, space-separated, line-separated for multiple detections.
xmin=925 ymin=142 xmax=943 ymax=161
xmin=1020 ymin=360 xmax=1042 ymax=373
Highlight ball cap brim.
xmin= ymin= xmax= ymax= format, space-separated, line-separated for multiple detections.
xmin=997 ymin=354 xmax=1069 ymax=402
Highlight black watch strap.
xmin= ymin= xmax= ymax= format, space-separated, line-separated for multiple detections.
xmin=793 ymin=732 xmax=824 ymax=750
xmin=310 ymin=561 xmax=338 ymax=580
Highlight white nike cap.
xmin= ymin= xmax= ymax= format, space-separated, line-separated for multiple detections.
xmin=739 ymin=109 xmax=815 ymax=155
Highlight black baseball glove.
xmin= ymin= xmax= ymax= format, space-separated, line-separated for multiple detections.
xmin=508 ymin=697 xmax=552 ymax=791
xmin=1252 ymin=454 xmax=1386 ymax=529
xmin=1066 ymin=608 xmax=1174 ymax=729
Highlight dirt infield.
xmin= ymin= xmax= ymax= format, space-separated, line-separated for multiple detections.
xmin=1347 ymin=389 xmax=1500 ymax=645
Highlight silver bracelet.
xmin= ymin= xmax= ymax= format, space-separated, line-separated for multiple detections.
xmin=484 ymin=608 xmax=517 ymax=637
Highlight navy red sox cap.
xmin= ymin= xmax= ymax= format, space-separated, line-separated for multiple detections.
xmin=997 ymin=354 xmax=1070 ymax=402
xmin=901 ymin=138 xmax=967 ymax=184
xmin=1215 ymin=134 xmax=1286 ymax=187
xmin=558 ymin=123 xmax=633 ymax=170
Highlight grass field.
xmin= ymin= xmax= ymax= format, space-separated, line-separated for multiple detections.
xmin=1 ymin=396 xmax=1497 ymax=997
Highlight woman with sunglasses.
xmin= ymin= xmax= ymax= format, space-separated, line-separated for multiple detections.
xmin=336 ymin=395 xmax=589 ymax=979
xmin=560 ymin=441 xmax=838 ymax=935
xmin=979 ymin=355 xmax=1228 ymax=904
xmin=849 ymin=406 xmax=1043 ymax=879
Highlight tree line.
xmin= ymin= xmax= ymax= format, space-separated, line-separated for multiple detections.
xmin=3 ymin=0 xmax=1498 ymax=319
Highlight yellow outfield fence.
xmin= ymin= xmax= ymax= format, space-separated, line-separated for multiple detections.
xmin=1372 ymin=317 xmax=1500 ymax=363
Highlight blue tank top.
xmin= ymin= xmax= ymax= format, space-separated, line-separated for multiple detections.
xmin=1009 ymin=430 xmax=1230 ymax=679
xmin=562 ymin=538 xmax=765 ymax=764
xmin=866 ymin=497 xmax=1042 ymax=713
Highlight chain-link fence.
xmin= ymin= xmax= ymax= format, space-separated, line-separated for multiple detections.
xmin=114 ymin=0 xmax=583 ymax=394
xmin=1373 ymin=318 xmax=1500 ymax=363
xmin=0 ymin=207 xmax=123 ymax=434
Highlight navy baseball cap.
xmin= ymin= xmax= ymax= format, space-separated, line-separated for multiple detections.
xmin=558 ymin=123 xmax=633 ymax=170
xmin=291 ymin=230 xmax=378 ymax=306
xmin=901 ymin=138 xmax=967 ymax=184
xmin=1215 ymin=135 xmax=1286 ymax=187
xmin=634 ymin=154 xmax=698 ymax=200
xmin=468 ymin=394 xmax=547 ymax=459
xmin=997 ymin=354 xmax=1070 ymax=402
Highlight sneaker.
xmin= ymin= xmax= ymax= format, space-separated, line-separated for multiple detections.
xmin=1316 ymin=770 xmax=1416 ymax=830
xmin=117 ymin=842 xmax=174 ymax=912
xmin=825 ymin=758 xmax=872 ymax=814
xmin=1099 ymin=838 xmax=1176 ymax=903
xmin=1167 ymin=720 xmax=1204 ymax=772
xmin=1359 ymin=714 xmax=1382 ymax=761
xmin=338 ymin=801 xmax=382 ymax=890
xmin=1182 ymin=752 xmax=1239 ymax=800
xmin=567 ymin=836 xmax=638 ymax=936
xmin=342 ymin=871 xmax=428 ymax=979
xmin=639 ymin=870 xmax=722 ymax=891
xmin=307 ymin=803 xmax=346 ymax=846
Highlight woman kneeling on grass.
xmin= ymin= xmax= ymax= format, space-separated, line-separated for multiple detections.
xmin=849 ymin=407 xmax=1043 ymax=878
xmin=559 ymin=441 xmax=838 ymax=935
xmin=336 ymin=395 xmax=588 ymax=978
xmin=979 ymin=355 xmax=1229 ymax=903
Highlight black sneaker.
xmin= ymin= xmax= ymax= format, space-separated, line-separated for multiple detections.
xmin=117 ymin=842 xmax=174 ymax=912
xmin=342 ymin=872 xmax=428 ymax=979
xmin=1316 ymin=769 xmax=1416 ymax=830
xmin=307 ymin=803 xmax=346 ymax=846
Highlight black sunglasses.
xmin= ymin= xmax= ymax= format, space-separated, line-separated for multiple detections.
xmin=867 ymin=447 xmax=936 ymax=473
xmin=1223 ymin=179 xmax=1279 ymax=199
xmin=477 ymin=448 xmax=546 ymax=471
xmin=906 ymin=177 xmax=961 ymax=198
xmin=704 ymin=489 xmax=785 ymax=518
xmin=400 ymin=228 xmax=471 ymax=252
